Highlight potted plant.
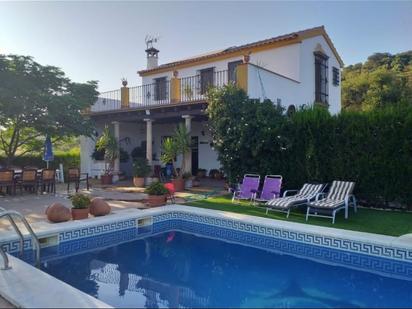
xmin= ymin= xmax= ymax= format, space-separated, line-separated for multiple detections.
xmin=192 ymin=177 xmax=200 ymax=187
xmin=160 ymin=123 xmax=191 ymax=192
xmin=183 ymin=172 xmax=193 ymax=189
xmin=96 ymin=125 xmax=119 ymax=185
xmin=196 ymin=168 xmax=207 ymax=178
xmin=133 ymin=158 xmax=151 ymax=187
xmin=209 ymin=169 xmax=219 ymax=179
xmin=215 ymin=170 xmax=224 ymax=180
xmin=70 ymin=193 xmax=91 ymax=220
xmin=144 ymin=181 xmax=168 ymax=207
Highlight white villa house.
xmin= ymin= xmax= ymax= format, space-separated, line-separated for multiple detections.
xmin=80 ymin=26 xmax=343 ymax=179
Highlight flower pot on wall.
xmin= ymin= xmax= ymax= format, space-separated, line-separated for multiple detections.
xmin=100 ymin=174 xmax=113 ymax=185
xmin=71 ymin=208 xmax=89 ymax=220
xmin=172 ymin=178 xmax=185 ymax=192
xmin=133 ymin=177 xmax=145 ymax=187
xmin=147 ymin=195 xmax=166 ymax=207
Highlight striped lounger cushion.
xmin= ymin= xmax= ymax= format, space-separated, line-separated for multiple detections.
xmin=266 ymin=183 xmax=324 ymax=209
xmin=309 ymin=181 xmax=355 ymax=209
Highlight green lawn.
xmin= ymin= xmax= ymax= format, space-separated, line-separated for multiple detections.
xmin=184 ymin=195 xmax=412 ymax=237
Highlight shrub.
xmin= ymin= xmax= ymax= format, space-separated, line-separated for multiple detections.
xmin=70 ymin=193 xmax=91 ymax=209
xmin=0 ymin=149 xmax=80 ymax=178
xmin=144 ymin=181 xmax=168 ymax=196
xmin=133 ymin=158 xmax=151 ymax=177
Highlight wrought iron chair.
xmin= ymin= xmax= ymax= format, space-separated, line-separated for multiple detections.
xmin=16 ymin=169 xmax=38 ymax=195
xmin=0 ymin=169 xmax=16 ymax=195
xmin=67 ymin=167 xmax=89 ymax=193
xmin=39 ymin=169 xmax=56 ymax=195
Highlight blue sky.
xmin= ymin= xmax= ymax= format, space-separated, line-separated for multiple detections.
xmin=0 ymin=1 xmax=411 ymax=91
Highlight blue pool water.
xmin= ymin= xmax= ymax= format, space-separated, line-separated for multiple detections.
xmin=32 ymin=224 xmax=412 ymax=308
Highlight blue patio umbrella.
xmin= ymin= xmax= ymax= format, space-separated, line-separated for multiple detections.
xmin=43 ymin=135 xmax=54 ymax=168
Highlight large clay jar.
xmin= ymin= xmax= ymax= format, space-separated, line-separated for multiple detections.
xmin=147 ymin=195 xmax=166 ymax=207
xmin=46 ymin=203 xmax=71 ymax=223
xmin=90 ymin=197 xmax=111 ymax=216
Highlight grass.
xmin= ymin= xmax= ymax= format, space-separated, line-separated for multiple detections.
xmin=184 ymin=195 xmax=412 ymax=237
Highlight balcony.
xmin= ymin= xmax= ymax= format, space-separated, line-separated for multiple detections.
xmin=90 ymin=70 xmax=229 ymax=113
xmin=88 ymin=63 xmax=300 ymax=114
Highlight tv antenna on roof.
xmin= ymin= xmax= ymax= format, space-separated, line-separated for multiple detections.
xmin=145 ymin=35 xmax=160 ymax=49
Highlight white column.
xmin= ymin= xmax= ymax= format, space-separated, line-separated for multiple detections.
xmin=144 ymin=119 xmax=153 ymax=166
xmin=112 ymin=121 xmax=120 ymax=182
xmin=182 ymin=115 xmax=193 ymax=174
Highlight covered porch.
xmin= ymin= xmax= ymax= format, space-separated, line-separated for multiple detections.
xmin=81 ymin=102 xmax=220 ymax=179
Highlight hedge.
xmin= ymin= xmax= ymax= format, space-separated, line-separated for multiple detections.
xmin=207 ymin=85 xmax=412 ymax=209
xmin=0 ymin=149 xmax=80 ymax=178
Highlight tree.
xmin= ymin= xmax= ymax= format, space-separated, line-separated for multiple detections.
xmin=342 ymin=51 xmax=412 ymax=110
xmin=0 ymin=54 xmax=98 ymax=165
xmin=206 ymin=84 xmax=285 ymax=184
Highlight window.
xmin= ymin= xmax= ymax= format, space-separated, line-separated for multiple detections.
xmin=332 ymin=67 xmax=340 ymax=86
xmin=200 ymin=68 xmax=214 ymax=95
xmin=154 ymin=77 xmax=167 ymax=101
xmin=228 ymin=60 xmax=242 ymax=83
xmin=314 ymin=52 xmax=329 ymax=105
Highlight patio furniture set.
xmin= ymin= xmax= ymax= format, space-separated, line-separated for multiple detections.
xmin=0 ymin=167 xmax=89 ymax=195
xmin=232 ymin=174 xmax=356 ymax=224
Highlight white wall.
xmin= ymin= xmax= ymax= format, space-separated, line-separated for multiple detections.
xmin=141 ymin=43 xmax=301 ymax=85
xmin=247 ymin=64 xmax=300 ymax=107
xmin=299 ymin=35 xmax=342 ymax=114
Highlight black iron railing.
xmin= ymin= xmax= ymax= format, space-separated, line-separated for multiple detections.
xmin=91 ymin=70 xmax=228 ymax=112
xmin=180 ymin=70 xmax=228 ymax=102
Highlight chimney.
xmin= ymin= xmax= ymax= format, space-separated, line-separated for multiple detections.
xmin=146 ymin=47 xmax=159 ymax=70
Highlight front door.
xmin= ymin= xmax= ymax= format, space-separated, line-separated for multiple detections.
xmin=191 ymin=136 xmax=199 ymax=175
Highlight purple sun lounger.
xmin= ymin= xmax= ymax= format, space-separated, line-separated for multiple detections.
xmin=231 ymin=174 xmax=260 ymax=204
xmin=252 ymin=175 xmax=282 ymax=204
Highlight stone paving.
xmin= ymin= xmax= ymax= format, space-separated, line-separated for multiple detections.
xmin=0 ymin=179 xmax=225 ymax=231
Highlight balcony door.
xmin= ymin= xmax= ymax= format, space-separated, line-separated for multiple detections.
xmin=228 ymin=60 xmax=242 ymax=83
xmin=200 ymin=68 xmax=214 ymax=95
xmin=154 ymin=77 xmax=167 ymax=101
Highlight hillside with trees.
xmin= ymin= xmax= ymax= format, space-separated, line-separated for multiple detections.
xmin=342 ymin=51 xmax=412 ymax=111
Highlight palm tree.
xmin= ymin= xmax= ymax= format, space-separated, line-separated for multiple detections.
xmin=161 ymin=123 xmax=191 ymax=179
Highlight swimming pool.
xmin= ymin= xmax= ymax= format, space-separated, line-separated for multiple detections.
xmin=22 ymin=218 xmax=412 ymax=308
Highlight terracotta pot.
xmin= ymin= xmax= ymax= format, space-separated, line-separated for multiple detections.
xmin=133 ymin=177 xmax=145 ymax=187
xmin=71 ymin=208 xmax=89 ymax=220
xmin=100 ymin=174 xmax=113 ymax=185
xmin=172 ymin=178 xmax=185 ymax=192
xmin=147 ymin=195 xmax=166 ymax=207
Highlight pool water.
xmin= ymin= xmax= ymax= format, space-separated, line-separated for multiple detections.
xmin=38 ymin=230 xmax=412 ymax=308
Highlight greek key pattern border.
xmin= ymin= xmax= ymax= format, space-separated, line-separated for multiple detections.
xmin=153 ymin=211 xmax=412 ymax=263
